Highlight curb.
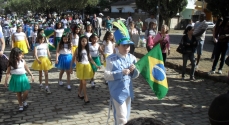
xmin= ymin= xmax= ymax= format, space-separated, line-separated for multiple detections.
xmin=135 ymin=52 xmax=229 ymax=83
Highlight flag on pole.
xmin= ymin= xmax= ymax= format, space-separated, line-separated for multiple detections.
xmin=135 ymin=44 xmax=168 ymax=99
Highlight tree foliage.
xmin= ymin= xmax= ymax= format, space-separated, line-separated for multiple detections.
xmin=205 ymin=0 xmax=229 ymax=18
xmin=135 ymin=0 xmax=158 ymax=14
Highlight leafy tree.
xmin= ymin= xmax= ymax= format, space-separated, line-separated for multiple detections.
xmin=135 ymin=0 xmax=157 ymax=14
xmin=205 ymin=0 xmax=229 ymax=18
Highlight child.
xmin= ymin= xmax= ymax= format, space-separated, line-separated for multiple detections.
xmin=71 ymin=35 xmax=100 ymax=104
xmin=4 ymin=47 xmax=34 ymax=112
xmin=3 ymin=25 xmax=10 ymax=45
xmin=11 ymin=25 xmax=30 ymax=54
xmin=55 ymin=34 xmax=73 ymax=90
xmin=102 ymin=31 xmax=115 ymax=84
xmin=26 ymin=23 xmax=33 ymax=49
xmin=31 ymin=34 xmax=53 ymax=93
xmin=31 ymin=24 xmax=39 ymax=51
xmin=84 ymin=24 xmax=93 ymax=39
xmin=89 ymin=33 xmax=103 ymax=88
xmin=70 ymin=24 xmax=81 ymax=54
xmin=54 ymin=22 xmax=64 ymax=48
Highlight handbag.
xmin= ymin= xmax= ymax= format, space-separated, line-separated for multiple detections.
xmin=225 ymin=56 xmax=229 ymax=66
xmin=176 ymin=36 xmax=184 ymax=54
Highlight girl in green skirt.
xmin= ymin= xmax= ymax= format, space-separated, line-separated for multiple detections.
xmin=54 ymin=22 xmax=64 ymax=48
xmin=4 ymin=47 xmax=34 ymax=112
xmin=89 ymin=33 xmax=103 ymax=88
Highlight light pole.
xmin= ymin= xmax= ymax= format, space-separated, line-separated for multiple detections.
xmin=202 ymin=0 xmax=204 ymax=11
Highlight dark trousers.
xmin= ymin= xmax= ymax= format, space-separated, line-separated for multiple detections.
xmin=211 ymin=42 xmax=217 ymax=59
xmin=0 ymin=69 xmax=2 ymax=82
xmin=212 ymin=43 xmax=228 ymax=71
xmin=162 ymin=53 xmax=167 ymax=64
xmin=182 ymin=53 xmax=196 ymax=77
xmin=95 ymin=28 xmax=101 ymax=39
xmin=129 ymin=44 xmax=135 ymax=54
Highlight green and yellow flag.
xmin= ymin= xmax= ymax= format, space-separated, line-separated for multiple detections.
xmin=136 ymin=44 xmax=168 ymax=99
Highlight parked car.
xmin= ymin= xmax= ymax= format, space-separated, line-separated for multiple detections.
xmin=206 ymin=21 xmax=215 ymax=30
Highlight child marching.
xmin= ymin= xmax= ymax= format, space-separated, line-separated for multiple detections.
xmin=31 ymin=34 xmax=53 ymax=93
xmin=89 ymin=33 xmax=103 ymax=88
xmin=71 ymin=35 xmax=100 ymax=104
xmin=55 ymin=34 xmax=74 ymax=90
xmin=84 ymin=24 xmax=93 ymax=39
xmin=70 ymin=24 xmax=81 ymax=54
xmin=54 ymin=22 xmax=64 ymax=48
xmin=4 ymin=47 xmax=34 ymax=112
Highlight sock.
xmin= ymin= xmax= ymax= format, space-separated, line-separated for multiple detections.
xmin=46 ymin=86 xmax=49 ymax=89
xmin=23 ymin=101 xmax=27 ymax=106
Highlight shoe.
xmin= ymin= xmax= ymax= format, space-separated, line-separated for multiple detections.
xmin=195 ymin=65 xmax=198 ymax=69
xmin=39 ymin=84 xmax=44 ymax=91
xmin=67 ymin=85 xmax=71 ymax=91
xmin=58 ymin=81 xmax=64 ymax=86
xmin=91 ymin=81 xmax=95 ymax=89
xmin=84 ymin=99 xmax=90 ymax=104
xmin=78 ymin=94 xmax=84 ymax=99
xmin=208 ymin=70 xmax=215 ymax=75
xmin=45 ymin=88 xmax=52 ymax=94
xmin=23 ymin=102 xmax=28 ymax=108
xmin=190 ymin=77 xmax=195 ymax=80
xmin=18 ymin=106 xmax=24 ymax=112
xmin=181 ymin=77 xmax=184 ymax=80
xmin=105 ymin=81 xmax=108 ymax=85
xmin=218 ymin=70 xmax=222 ymax=74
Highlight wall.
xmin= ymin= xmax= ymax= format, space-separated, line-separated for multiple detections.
xmin=111 ymin=5 xmax=136 ymax=13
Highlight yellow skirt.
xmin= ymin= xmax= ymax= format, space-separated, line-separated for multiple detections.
xmin=31 ymin=57 xmax=53 ymax=71
xmin=14 ymin=40 xmax=28 ymax=54
xmin=76 ymin=62 xmax=93 ymax=80
xmin=103 ymin=54 xmax=110 ymax=67
xmin=72 ymin=45 xmax=78 ymax=54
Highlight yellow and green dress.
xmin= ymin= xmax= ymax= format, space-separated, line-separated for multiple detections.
xmin=13 ymin=32 xmax=29 ymax=54
xmin=89 ymin=43 xmax=101 ymax=72
xmin=76 ymin=49 xmax=93 ymax=80
xmin=31 ymin=43 xmax=53 ymax=71
xmin=71 ymin=33 xmax=79 ymax=54
xmin=103 ymin=40 xmax=115 ymax=67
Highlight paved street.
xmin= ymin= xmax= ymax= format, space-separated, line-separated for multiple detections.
xmin=0 ymin=30 xmax=229 ymax=125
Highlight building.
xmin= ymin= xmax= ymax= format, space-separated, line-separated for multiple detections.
xmin=110 ymin=0 xmax=140 ymax=13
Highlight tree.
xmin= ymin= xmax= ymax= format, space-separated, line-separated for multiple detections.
xmin=205 ymin=0 xmax=229 ymax=18
xmin=135 ymin=0 xmax=187 ymax=27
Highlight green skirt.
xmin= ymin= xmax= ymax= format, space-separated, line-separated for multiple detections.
xmin=90 ymin=56 xmax=101 ymax=72
xmin=54 ymin=37 xmax=61 ymax=48
xmin=9 ymin=74 xmax=31 ymax=92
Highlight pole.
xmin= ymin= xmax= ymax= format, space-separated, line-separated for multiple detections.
xmin=202 ymin=0 xmax=204 ymax=11
xmin=156 ymin=0 xmax=160 ymax=32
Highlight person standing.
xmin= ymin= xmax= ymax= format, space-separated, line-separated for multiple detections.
xmin=128 ymin=22 xmax=139 ymax=54
xmin=193 ymin=12 xmax=208 ymax=68
xmin=0 ymin=32 xmax=5 ymax=84
xmin=145 ymin=14 xmax=157 ymax=29
xmin=105 ymin=16 xmax=112 ymax=31
xmin=104 ymin=21 xmax=140 ymax=124
xmin=135 ymin=18 xmax=143 ymax=35
xmin=94 ymin=13 xmax=103 ymax=40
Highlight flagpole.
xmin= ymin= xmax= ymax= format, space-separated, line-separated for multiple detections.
xmin=156 ymin=0 xmax=160 ymax=33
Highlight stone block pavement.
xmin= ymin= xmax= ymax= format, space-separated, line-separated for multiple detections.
xmin=0 ymin=29 xmax=228 ymax=125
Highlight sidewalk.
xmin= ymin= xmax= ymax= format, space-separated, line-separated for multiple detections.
xmin=134 ymin=30 xmax=229 ymax=83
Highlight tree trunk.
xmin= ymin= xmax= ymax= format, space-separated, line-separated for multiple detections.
xmin=164 ymin=18 xmax=171 ymax=29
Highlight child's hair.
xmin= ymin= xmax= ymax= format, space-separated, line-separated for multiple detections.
xmin=89 ymin=33 xmax=98 ymax=43
xmin=125 ymin=117 xmax=165 ymax=125
xmin=58 ymin=34 xmax=71 ymax=50
xmin=72 ymin=24 xmax=81 ymax=35
xmin=37 ymin=28 xmax=44 ymax=35
xmin=36 ymin=34 xmax=47 ymax=43
xmin=8 ymin=47 xmax=23 ymax=69
xmin=55 ymin=22 xmax=63 ymax=29
xmin=77 ymin=35 xmax=89 ymax=62
xmin=86 ymin=24 xmax=93 ymax=33
xmin=183 ymin=26 xmax=193 ymax=35
xmin=33 ymin=24 xmax=39 ymax=32
xmin=103 ymin=31 xmax=114 ymax=43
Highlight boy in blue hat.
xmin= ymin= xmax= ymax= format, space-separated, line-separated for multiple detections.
xmin=104 ymin=21 xmax=140 ymax=125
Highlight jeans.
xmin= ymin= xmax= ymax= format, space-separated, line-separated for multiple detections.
xmin=0 ymin=69 xmax=2 ymax=82
xmin=212 ymin=43 xmax=228 ymax=71
xmin=95 ymin=28 xmax=101 ymax=38
xmin=182 ymin=53 xmax=196 ymax=77
xmin=162 ymin=53 xmax=167 ymax=64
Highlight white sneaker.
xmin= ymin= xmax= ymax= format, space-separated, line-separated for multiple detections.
xmin=218 ymin=70 xmax=222 ymax=74
xmin=23 ymin=102 xmax=28 ymax=108
xmin=39 ymin=84 xmax=44 ymax=90
xmin=46 ymin=88 xmax=51 ymax=94
xmin=58 ymin=81 xmax=63 ymax=86
xmin=67 ymin=85 xmax=71 ymax=90
xmin=208 ymin=70 xmax=215 ymax=75
xmin=91 ymin=81 xmax=95 ymax=89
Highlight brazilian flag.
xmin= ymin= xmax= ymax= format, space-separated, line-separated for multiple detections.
xmin=136 ymin=44 xmax=168 ymax=99
xmin=44 ymin=28 xmax=71 ymax=51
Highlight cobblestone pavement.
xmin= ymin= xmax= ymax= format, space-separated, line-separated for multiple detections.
xmin=0 ymin=30 xmax=229 ymax=125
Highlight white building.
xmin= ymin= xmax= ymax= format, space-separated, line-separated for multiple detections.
xmin=110 ymin=0 xmax=140 ymax=13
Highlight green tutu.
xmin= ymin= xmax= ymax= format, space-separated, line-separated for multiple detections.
xmin=90 ymin=57 xmax=101 ymax=72
xmin=9 ymin=74 xmax=31 ymax=92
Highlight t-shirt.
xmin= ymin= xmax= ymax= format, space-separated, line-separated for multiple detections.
xmin=84 ymin=32 xmax=92 ymax=38
xmin=14 ymin=32 xmax=26 ymax=41
xmin=89 ymin=43 xmax=99 ymax=57
xmin=193 ymin=20 xmax=208 ymax=41
xmin=59 ymin=44 xmax=72 ymax=54
xmin=103 ymin=41 xmax=114 ymax=55
xmin=55 ymin=29 xmax=64 ymax=37
xmin=36 ymin=43 xmax=48 ymax=57
xmin=32 ymin=31 xmax=38 ymax=43
xmin=71 ymin=34 xmax=79 ymax=46
xmin=145 ymin=18 xmax=157 ymax=29
xmin=61 ymin=19 xmax=68 ymax=29
xmin=10 ymin=27 xmax=17 ymax=35
xmin=10 ymin=60 xmax=26 ymax=75
xmin=80 ymin=49 xmax=89 ymax=64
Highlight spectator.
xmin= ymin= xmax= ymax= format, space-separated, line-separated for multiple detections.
xmin=0 ymin=32 xmax=5 ymax=84
xmin=135 ymin=18 xmax=143 ymax=35
xmin=83 ymin=15 xmax=92 ymax=30
xmin=193 ymin=12 xmax=208 ymax=68
xmin=125 ymin=117 xmax=165 ymax=125
xmin=105 ymin=16 xmax=112 ymax=32
xmin=209 ymin=19 xmax=229 ymax=74
xmin=126 ymin=13 xmax=133 ymax=27
xmin=145 ymin=14 xmax=157 ymax=29
xmin=153 ymin=24 xmax=170 ymax=64
xmin=129 ymin=22 xmax=139 ymax=54
xmin=93 ymin=13 xmax=103 ymax=41
xmin=208 ymin=92 xmax=229 ymax=125
xmin=181 ymin=26 xmax=198 ymax=80
xmin=145 ymin=21 xmax=157 ymax=52
xmin=186 ymin=19 xmax=195 ymax=28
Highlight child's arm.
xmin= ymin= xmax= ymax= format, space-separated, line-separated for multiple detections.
xmin=55 ymin=43 xmax=60 ymax=64
xmin=4 ymin=67 xmax=11 ymax=87
xmin=89 ymin=54 xmax=100 ymax=69
xmin=70 ymin=48 xmax=78 ymax=73
xmin=24 ymin=34 xmax=30 ymax=50
xmin=24 ymin=60 xmax=34 ymax=82
xmin=47 ymin=45 xmax=52 ymax=63
xmin=11 ymin=34 xmax=15 ymax=49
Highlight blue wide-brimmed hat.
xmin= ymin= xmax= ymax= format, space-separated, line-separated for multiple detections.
xmin=113 ymin=21 xmax=134 ymax=45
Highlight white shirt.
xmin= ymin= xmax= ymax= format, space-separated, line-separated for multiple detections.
xmin=71 ymin=34 xmax=79 ymax=46
xmin=103 ymin=41 xmax=114 ymax=55
xmin=10 ymin=60 xmax=26 ymax=75
xmin=36 ymin=43 xmax=48 ymax=57
xmin=59 ymin=44 xmax=72 ymax=54
xmin=55 ymin=29 xmax=64 ymax=37
xmin=89 ymin=43 xmax=100 ymax=57
xmin=61 ymin=19 xmax=68 ymax=29
xmin=80 ymin=49 xmax=89 ymax=64
xmin=10 ymin=27 xmax=17 ymax=35
xmin=32 ymin=31 xmax=38 ymax=43
xmin=145 ymin=18 xmax=157 ymax=29
xmin=84 ymin=32 xmax=92 ymax=38
xmin=14 ymin=32 xmax=26 ymax=41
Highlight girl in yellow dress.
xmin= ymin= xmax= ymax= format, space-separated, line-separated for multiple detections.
xmin=11 ymin=25 xmax=30 ymax=54
xmin=31 ymin=34 xmax=53 ymax=94
xmin=70 ymin=24 xmax=81 ymax=54
xmin=71 ymin=35 xmax=100 ymax=104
